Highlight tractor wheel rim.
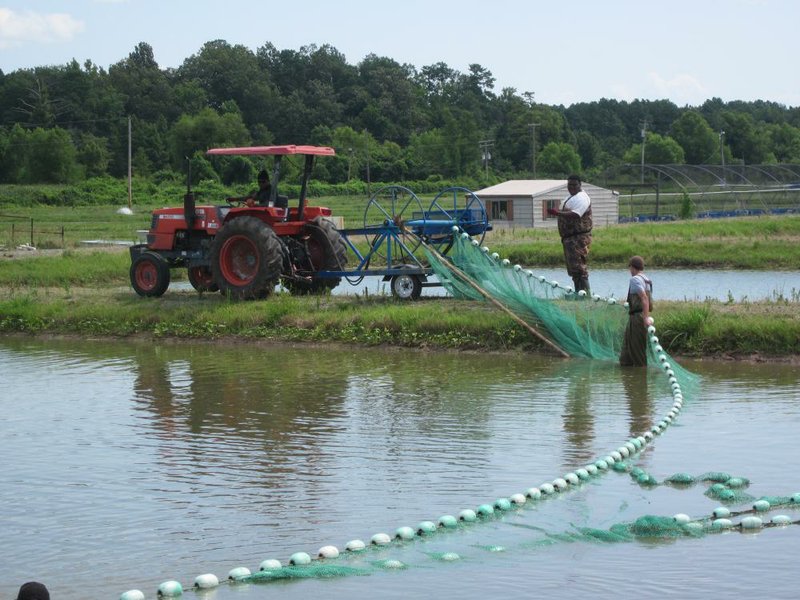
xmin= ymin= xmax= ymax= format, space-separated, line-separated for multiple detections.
xmin=189 ymin=267 xmax=213 ymax=287
xmin=220 ymin=235 xmax=259 ymax=284
xmin=135 ymin=262 xmax=158 ymax=291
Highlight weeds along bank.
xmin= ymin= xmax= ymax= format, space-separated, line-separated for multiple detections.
xmin=0 ymin=283 xmax=797 ymax=359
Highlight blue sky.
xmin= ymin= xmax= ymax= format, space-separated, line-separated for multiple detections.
xmin=1 ymin=0 xmax=797 ymax=108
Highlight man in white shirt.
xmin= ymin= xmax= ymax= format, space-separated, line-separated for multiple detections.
xmin=547 ymin=174 xmax=593 ymax=294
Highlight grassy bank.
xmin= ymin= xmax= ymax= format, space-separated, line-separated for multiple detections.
xmin=2 ymin=201 xmax=800 ymax=269
xmin=1 ymin=285 xmax=797 ymax=359
xmin=1 ymin=207 xmax=798 ymax=359
xmin=487 ymin=216 xmax=800 ymax=269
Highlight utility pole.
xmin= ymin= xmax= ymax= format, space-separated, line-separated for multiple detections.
xmin=127 ymin=116 xmax=132 ymax=210
xmin=529 ymin=123 xmax=540 ymax=178
xmin=639 ymin=120 xmax=647 ymax=184
xmin=719 ymin=130 xmax=726 ymax=185
xmin=363 ymin=131 xmax=371 ymax=195
xmin=347 ymin=147 xmax=354 ymax=181
xmin=479 ymin=139 xmax=494 ymax=178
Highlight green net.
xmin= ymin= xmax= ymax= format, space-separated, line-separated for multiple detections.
xmin=424 ymin=232 xmax=700 ymax=391
xmin=246 ymin=564 xmax=370 ymax=581
xmin=627 ymin=515 xmax=706 ymax=538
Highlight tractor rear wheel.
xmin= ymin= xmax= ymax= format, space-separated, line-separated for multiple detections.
xmin=187 ymin=266 xmax=219 ymax=292
xmin=284 ymin=217 xmax=347 ymax=295
xmin=210 ymin=216 xmax=282 ymax=300
xmin=130 ymin=251 xmax=171 ymax=297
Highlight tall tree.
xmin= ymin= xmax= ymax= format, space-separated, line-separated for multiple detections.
xmin=179 ymin=39 xmax=276 ymax=130
xmin=767 ymin=123 xmax=800 ymax=162
xmin=669 ymin=111 xmax=718 ymax=164
xmin=109 ymin=42 xmax=175 ymax=121
xmin=537 ymin=142 xmax=581 ymax=177
xmin=623 ymin=132 xmax=686 ymax=164
xmin=169 ymin=107 xmax=251 ymax=169
xmin=720 ymin=110 xmax=771 ymax=164
xmin=354 ymin=54 xmax=421 ymax=145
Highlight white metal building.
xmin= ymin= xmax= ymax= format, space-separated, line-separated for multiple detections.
xmin=475 ymin=180 xmax=619 ymax=229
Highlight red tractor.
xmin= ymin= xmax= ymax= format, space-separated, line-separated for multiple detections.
xmin=129 ymin=145 xmax=347 ymax=300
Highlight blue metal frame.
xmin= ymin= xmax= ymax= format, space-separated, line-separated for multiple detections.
xmin=312 ymin=186 xmax=491 ymax=285
xmin=311 ymin=220 xmax=430 ymax=279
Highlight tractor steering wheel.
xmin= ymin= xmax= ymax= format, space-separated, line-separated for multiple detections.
xmin=226 ymin=196 xmax=250 ymax=207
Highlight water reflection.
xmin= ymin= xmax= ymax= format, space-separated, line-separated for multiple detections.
xmin=4 ymin=337 xmax=798 ymax=600
xmin=621 ymin=367 xmax=653 ymax=438
xmin=561 ymin=361 xmax=596 ymax=464
xmin=330 ymin=268 xmax=799 ymax=302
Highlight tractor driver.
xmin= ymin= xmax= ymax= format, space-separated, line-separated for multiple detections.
xmin=245 ymin=169 xmax=272 ymax=207
xmin=243 ymin=169 xmax=289 ymax=211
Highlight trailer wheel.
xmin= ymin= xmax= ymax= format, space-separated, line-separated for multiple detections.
xmin=391 ymin=272 xmax=422 ymax=300
xmin=187 ymin=266 xmax=219 ymax=293
xmin=130 ymin=252 xmax=171 ymax=297
xmin=284 ymin=217 xmax=348 ymax=295
xmin=211 ymin=216 xmax=282 ymax=300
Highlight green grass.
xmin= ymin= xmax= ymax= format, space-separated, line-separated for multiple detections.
xmin=0 ymin=285 xmax=798 ymax=358
xmin=4 ymin=187 xmax=800 ymax=269
xmin=485 ymin=215 xmax=800 ymax=269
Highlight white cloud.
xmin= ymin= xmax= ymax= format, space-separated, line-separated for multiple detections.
xmin=647 ymin=71 xmax=708 ymax=105
xmin=608 ymin=83 xmax=637 ymax=102
xmin=0 ymin=8 xmax=85 ymax=49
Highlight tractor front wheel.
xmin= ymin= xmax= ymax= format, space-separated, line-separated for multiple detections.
xmin=130 ymin=252 xmax=171 ymax=297
xmin=210 ymin=216 xmax=282 ymax=300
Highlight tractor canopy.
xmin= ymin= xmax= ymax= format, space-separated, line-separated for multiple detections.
xmin=206 ymin=145 xmax=336 ymax=221
xmin=206 ymin=145 xmax=336 ymax=157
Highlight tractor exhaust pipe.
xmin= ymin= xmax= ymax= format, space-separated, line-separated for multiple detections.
xmin=183 ymin=155 xmax=195 ymax=229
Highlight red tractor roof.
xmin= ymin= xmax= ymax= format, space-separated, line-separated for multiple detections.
xmin=206 ymin=145 xmax=336 ymax=157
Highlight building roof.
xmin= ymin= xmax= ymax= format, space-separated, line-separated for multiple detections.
xmin=475 ymin=179 xmax=567 ymax=197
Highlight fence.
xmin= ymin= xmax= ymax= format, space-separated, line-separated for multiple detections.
xmin=615 ymin=187 xmax=800 ymax=222
xmin=0 ymin=213 xmax=66 ymax=248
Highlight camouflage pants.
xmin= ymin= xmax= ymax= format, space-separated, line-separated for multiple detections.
xmin=561 ymin=233 xmax=592 ymax=279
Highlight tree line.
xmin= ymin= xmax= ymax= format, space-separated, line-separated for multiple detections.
xmin=1 ymin=40 xmax=799 ymax=187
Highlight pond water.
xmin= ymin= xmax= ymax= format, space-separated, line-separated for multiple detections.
xmin=334 ymin=268 xmax=799 ymax=302
xmin=171 ymin=268 xmax=798 ymax=302
xmin=2 ymin=337 xmax=798 ymax=600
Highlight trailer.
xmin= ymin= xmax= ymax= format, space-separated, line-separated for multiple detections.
xmin=316 ymin=185 xmax=491 ymax=299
